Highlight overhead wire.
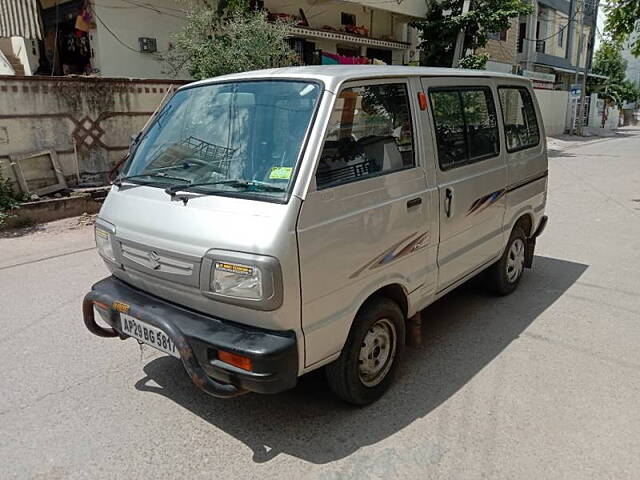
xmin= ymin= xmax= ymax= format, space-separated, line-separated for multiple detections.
xmin=521 ymin=3 xmax=584 ymax=43
xmin=93 ymin=10 xmax=140 ymax=52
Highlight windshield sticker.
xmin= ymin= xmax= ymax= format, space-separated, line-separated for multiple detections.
xmin=269 ymin=167 xmax=293 ymax=180
xmin=215 ymin=262 xmax=254 ymax=276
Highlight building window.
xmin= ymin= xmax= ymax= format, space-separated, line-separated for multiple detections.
xmin=498 ymin=87 xmax=540 ymax=152
xmin=488 ymin=30 xmax=508 ymax=42
xmin=316 ymin=83 xmax=415 ymax=189
xmin=518 ymin=23 xmax=526 ymax=53
xmin=429 ymin=87 xmax=499 ymax=170
xmin=558 ymin=27 xmax=565 ymax=47
xmin=341 ymin=12 xmax=356 ymax=26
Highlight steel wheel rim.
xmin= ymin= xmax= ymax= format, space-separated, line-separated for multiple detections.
xmin=358 ymin=318 xmax=397 ymax=387
xmin=506 ymin=238 xmax=525 ymax=283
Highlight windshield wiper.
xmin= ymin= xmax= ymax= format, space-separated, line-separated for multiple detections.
xmin=164 ymin=179 xmax=286 ymax=196
xmin=114 ymin=173 xmax=190 ymax=187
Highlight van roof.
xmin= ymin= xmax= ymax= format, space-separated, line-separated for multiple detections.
xmin=185 ymin=65 xmax=531 ymax=92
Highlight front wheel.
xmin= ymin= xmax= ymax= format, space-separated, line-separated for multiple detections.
xmin=486 ymin=226 xmax=527 ymax=296
xmin=326 ymin=298 xmax=405 ymax=406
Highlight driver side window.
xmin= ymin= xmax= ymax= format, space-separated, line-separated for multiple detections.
xmin=316 ymin=83 xmax=415 ymax=189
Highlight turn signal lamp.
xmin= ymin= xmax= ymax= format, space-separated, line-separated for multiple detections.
xmin=218 ymin=350 xmax=253 ymax=371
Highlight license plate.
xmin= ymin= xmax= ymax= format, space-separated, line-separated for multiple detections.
xmin=120 ymin=313 xmax=180 ymax=358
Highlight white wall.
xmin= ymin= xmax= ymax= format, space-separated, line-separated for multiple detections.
xmin=486 ymin=60 xmax=512 ymax=74
xmin=10 ymin=37 xmax=39 ymax=75
xmin=92 ymin=0 xmax=189 ymax=79
xmin=0 ymin=50 xmax=15 ymax=75
xmin=534 ymin=89 xmax=569 ymax=136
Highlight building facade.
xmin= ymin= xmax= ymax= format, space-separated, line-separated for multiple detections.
xmin=0 ymin=0 xmax=425 ymax=79
xmin=517 ymin=0 xmax=600 ymax=90
xmin=481 ymin=18 xmax=520 ymax=74
xmin=621 ymin=31 xmax=640 ymax=86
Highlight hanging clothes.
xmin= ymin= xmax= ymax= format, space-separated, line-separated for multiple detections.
xmin=321 ymin=52 xmax=339 ymax=65
xmin=321 ymin=51 xmax=371 ymax=65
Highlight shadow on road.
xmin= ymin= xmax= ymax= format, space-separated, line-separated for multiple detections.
xmin=135 ymin=255 xmax=587 ymax=464
xmin=547 ymin=148 xmax=576 ymax=158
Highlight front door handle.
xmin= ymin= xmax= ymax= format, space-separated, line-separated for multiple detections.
xmin=444 ymin=188 xmax=453 ymax=217
xmin=407 ymin=197 xmax=422 ymax=209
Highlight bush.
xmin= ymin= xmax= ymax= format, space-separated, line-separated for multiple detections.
xmin=0 ymin=171 xmax=20 ymax=229
xmin=162 ymin=9 xmax=300 ymax=79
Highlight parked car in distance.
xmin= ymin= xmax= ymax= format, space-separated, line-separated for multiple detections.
xmin=83 ymin=66 xmax=548 ymax=405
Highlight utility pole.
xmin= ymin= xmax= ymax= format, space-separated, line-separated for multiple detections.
xmin=576 ymin=0 xmax=599 ymax=136
xmin=525 ymin=1 xmax=539 ymax=73
xmin=570 ymin=0 xmax=585 ymax=135
xmin=452 ymin=0 xmax=472 ymax=67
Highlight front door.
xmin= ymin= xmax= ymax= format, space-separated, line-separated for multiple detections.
xmin=421 ymin=78 xmax=508 ymax=290
xmin=296 ymin=79 xmax=435 ymax=366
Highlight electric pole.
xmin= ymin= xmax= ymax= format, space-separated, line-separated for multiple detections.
xmin=452 ymin=0 xmax=472 ymax=67
xmin=577 ymin=0 xmax=599 ymax=136
xmin=570 ymin=0 xmax=586 ymax=135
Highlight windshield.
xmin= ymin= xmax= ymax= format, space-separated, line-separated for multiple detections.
xmin=123 ymin=80 xmax=322 ymax=201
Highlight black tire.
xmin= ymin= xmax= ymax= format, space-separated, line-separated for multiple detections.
xmin=326 ymin=297 xmax=405 ymax=406
xmin=486 ymin=225 xmax=527 ymax=296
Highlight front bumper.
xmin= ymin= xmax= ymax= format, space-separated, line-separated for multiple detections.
xmin=82 ymin=276 xmax=298 ymax=397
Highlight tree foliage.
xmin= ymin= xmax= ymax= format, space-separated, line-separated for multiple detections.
xmin=0 ymin=170 xmax=19 ymax=229
xmin=605 ymin=0 xmax=640 ymax=57
xmin=590 ymin=40 xmax=640 ymax=106
xmin=592 ymin=40 xmax=628 ymax=85
xmin=410 ymin=0 xmax=533 ymax=69
xmin=162 ymin=3 xmax=300 ymax=79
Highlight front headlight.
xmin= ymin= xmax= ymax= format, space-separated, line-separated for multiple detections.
xmin=95 ymin=222 xmax=116 ymax=262
xmin=212 ymin=261 xmax=263 ymax=299
xmin=202 ymin=250 xmax=283 ymax=310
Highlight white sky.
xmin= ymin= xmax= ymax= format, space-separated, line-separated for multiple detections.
xmin=594 ymin=5 xmax=607 ymax=49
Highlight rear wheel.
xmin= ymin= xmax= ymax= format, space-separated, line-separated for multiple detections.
xmin=487 ymin=226 xmax=527 ymax=296
xmin=326 ymin=297 xmax=405 ymax=405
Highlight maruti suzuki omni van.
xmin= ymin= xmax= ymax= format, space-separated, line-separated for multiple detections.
xmin=83 ymin=66 xmax=548 ymax=405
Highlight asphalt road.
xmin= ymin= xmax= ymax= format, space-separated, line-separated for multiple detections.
xmin=1 ymin=129 xmax=639 ymax=479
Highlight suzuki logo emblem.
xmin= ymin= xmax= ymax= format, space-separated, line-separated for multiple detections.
xmin=147 ymin=251 xmax=161 ymax=270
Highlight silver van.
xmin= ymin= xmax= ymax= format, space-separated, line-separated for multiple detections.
xmin=83 ymin=66 xmax=548 ymax=405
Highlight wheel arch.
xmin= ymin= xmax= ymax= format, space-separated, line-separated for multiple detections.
xmin=514 ymin=212 xmax=534 ymax=237
xmin=358 ymin=283 xmax=408 ymax=320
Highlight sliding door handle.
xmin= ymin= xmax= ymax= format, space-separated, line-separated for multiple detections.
xmin=444 ymin=188 xmax=453 ymax=217
xmin=407 ymin=197 xmax=422 ymax=209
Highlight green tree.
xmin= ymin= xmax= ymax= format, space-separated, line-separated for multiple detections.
xmin=592 ymin=40 xmax=628 ymax=85
xmin=590 ymin=40 xmax=639 ymax=106
xmin=605 ymin=0 xmax=640 ymax=57
xmin=163 ymin=4 xmax=300 ymax=79
xmin=410 ymin=0 xmax=533 ymax=69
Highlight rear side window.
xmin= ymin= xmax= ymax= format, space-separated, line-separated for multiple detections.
xmin=498 ymin=87 xmax=540 ymax=152
xmin=430 ymin=87 xmax=499 ymax=170
xmin=316 ymin=83 xmax=414 ymax=189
